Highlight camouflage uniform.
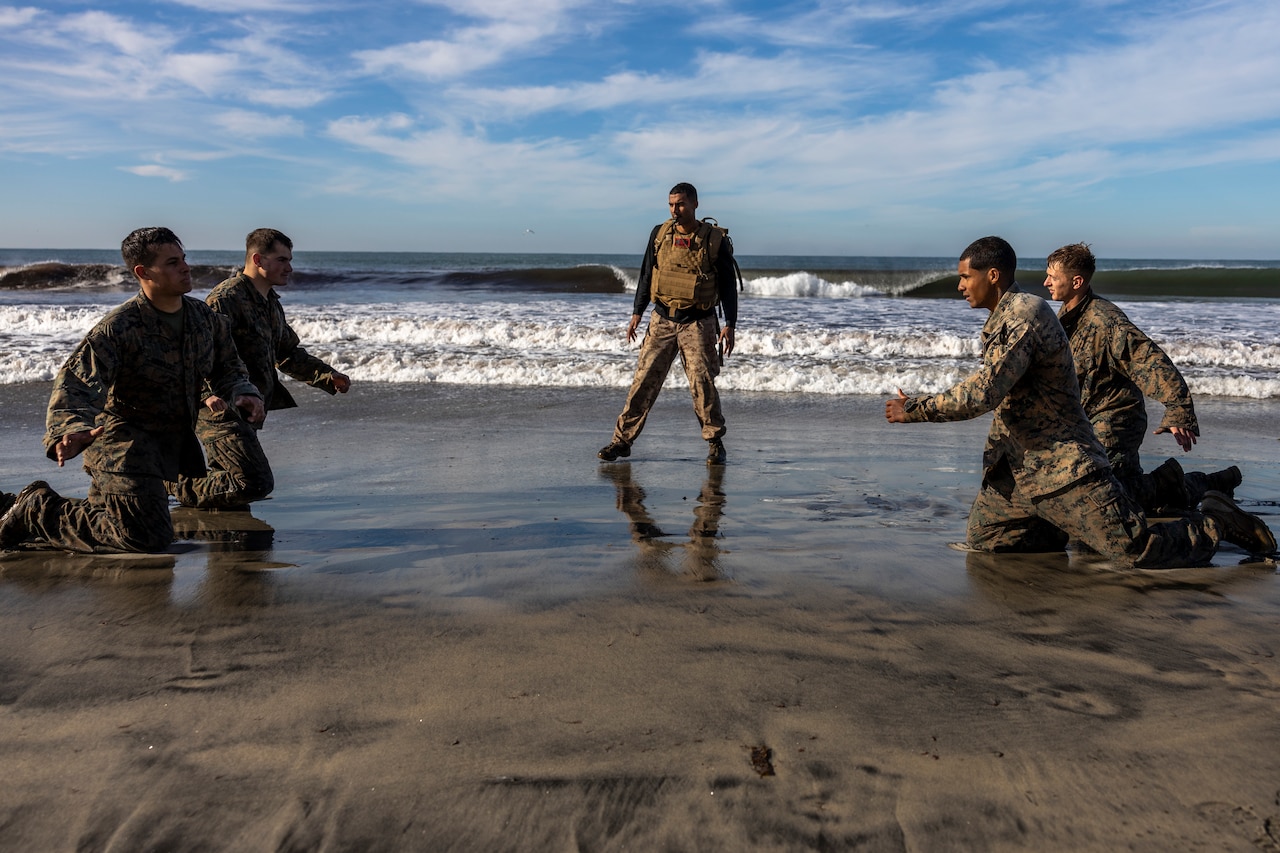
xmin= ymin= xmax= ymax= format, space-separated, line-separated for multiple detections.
xmin=26 ymin=294 xmax=259 ymax=552
xmin=1058 ymin=291 xmax=1206 ymax=510
xmin=900 ymin=285 xmax=1219 ymax=568
xmin=611 ymin=221 xmax=738 ymax=446
xmin=170 ymin=273 xmax=343 ymax=508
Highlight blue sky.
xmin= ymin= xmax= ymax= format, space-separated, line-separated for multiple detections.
xmin=1 ymin=0 xmax=1278 ymax=257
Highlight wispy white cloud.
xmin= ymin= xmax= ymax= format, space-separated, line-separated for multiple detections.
xmin=56 ymin=10 xmax=179 ymax=62
xmin=448 ymin=50 xmax=895 ymax=117
xmin=0 ymin=5 xmax=336 ymax=126
xmin=326 ymin=114 xmax=582 ymax=174
xmin=0 ymin=6 xmax=39 ymax=28
xmin=213 ymin=108 xmax=306 ymax=137
xmin=0 ymin=0 xmax=1278 ymax=254
xmin=332 ymin=0 xmax=1280 ymax=212
xmin=692 ymin=0 xmax=1008 ymax=46
xmin=122 ymin=164 xmax=190 ymax=181
xmin=168 ymin=0 xmax=321 ymax=10
xmin=354 ymin=0 xmax=602 ymax=80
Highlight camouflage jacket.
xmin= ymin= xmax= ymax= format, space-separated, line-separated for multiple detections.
xmin=902 ymin=285 xmax=1109 ymax=497
xmin=206 ymin=273 xmax=341 ymax=415
xmin=1058 ymin=290 xmax=1197 ymax=458
xmin=44 ymin=293 xmax=260 ymax=482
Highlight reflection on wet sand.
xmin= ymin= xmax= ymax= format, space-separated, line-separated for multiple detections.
xmin=965 ymin=547 xmax=1275 ymax=610
xmin=172 ymin=507 xmax=288 ymax=607
xmin=171 ymin=506 xmax=279 ymax=565
xmin=0 ymin=548 xmax=175 ymax=589
xmin=602 ymin=464 xmax=727 ymax=581
xmin=0 ymin=506 xmax=290 ymax=609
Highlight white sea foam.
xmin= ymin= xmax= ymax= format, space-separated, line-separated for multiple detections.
xmin=743 ymin=272 xmax=882 ymax=299
xmin=608 ymin=265 xmax=637 ymax=291
xmin=1 ymin=292 xmax=1277 ymax=398
xmin=618 ymin=267 xmax=935 ymax=299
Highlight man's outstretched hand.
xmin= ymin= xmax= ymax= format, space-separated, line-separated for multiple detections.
xmin=55 ymin=427 xmax=105 ymax=466
xmin=885 ymin=388 xmax=910 ymax=423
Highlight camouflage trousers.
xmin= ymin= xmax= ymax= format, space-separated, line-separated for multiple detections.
xmin=17 ymin=472 xmax=173 ymax=553
xmin=169 ymin=408 xmax=274 ymax=509
xmin=1112 ymin=448 xmax=1219 ymax=512
xmin=967 ymin=467 xmax=1219 ymax=569
xmin=612 ymin=314 xmax=725 ymax=445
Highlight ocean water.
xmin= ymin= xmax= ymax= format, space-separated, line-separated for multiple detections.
xmin=1 ymin=249 xmax=1278 ymax=399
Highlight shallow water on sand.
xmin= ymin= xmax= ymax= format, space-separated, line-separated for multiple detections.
xmin=1 ymin=383 xmax=1278 ymax=850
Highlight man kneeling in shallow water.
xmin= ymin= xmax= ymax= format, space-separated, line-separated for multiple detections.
xmin=885 ymin=235 xmax=1275 ymax=568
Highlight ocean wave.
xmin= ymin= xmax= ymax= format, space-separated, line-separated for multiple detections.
xmin=2 ymin=296 xmax=1276 ymax=398
xmin=743 ymin=272 xmax=882 ymax=299
xmin=434 ymin=265 xmax=629 ymax=293
xmin=887 ymin=267 xmax=1280 ymax=300
xmin=0 ymin=261 xmax=135 ymax=291
xmin=1163 ymin=340 xmax=1280 ymax=371
xmin=276 ymin=348 xmax=1280 ymax=398
xmin=5 ymin=256 xmax=1278 ymax=301
xmin=283 ymin=310 xmax=981 ymax=362
xmin=0 ymin=261 xmax=236 ymax=291
xmin=5 ymin=342 xmax=1276 ymax=398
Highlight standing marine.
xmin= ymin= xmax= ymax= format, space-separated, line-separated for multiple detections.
xmin=885 ymin=236 xmax=1275 ymax=567
xmin=598 ymin=182 xmax=739 ymax=465
xmin=1043 ymin=242 xmax=1243 ymax=512
xmin=0 ymin=227 xmax=263 ymax=553
xmin=168 ymin=228 xmax=351 ymax=509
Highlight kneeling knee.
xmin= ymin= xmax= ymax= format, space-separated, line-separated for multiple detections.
xmin=234 ymin=470 xmax=274 ymax=502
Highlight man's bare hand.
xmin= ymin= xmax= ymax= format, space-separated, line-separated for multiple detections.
xmin=885 ymin=388 xmax=910 ymax=423
xmin=55 ymin=427 xmax=104 ymax=466
xmin=332 ymin=372 xmax=352 ymax=394
xmin=1157 ymin=425 xmax=1197 ymax=453
xmin=236 ymin=394 xmax=266 ymax=424
xmin=719 ymin=326 xmax=735 ymax=359
xmin=204 ymin=395 xmax=227 ymax=414
xmin=626 ymin=314 xmax=641 ymax=343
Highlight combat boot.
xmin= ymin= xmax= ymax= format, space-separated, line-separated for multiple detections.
xmin=0 ymin=480 xmax=53 ymax=549
xmin=1149 ymin=457 xmax=1189 ymax=511
xmin=1186 ymin=465 xmax=1244 ymax=506
xmin=598 ymin=441 xmax=631 ymax=462
xmin=1200 ymin=490 xmax=1277 ymax=556
xmin=1205 ymin=465 xmax=1243 ymax=496
xmin=706 ymin=439 xmax=726 ymax=465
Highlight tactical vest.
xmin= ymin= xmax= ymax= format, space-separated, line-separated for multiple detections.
xmin=650 ymin=218 xmax=727 ymax=311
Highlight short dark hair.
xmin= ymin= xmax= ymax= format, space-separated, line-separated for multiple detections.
xmin=121 ymin=227 xmax=183 ymax=269
xmin=246 ymin=227 xmax=292 ymax=257
xmin=960 ymin=236 xmax=1017 ymax=282
xmin=668 ymin=182 xmax=698 ymax=202
xmin=1047 ymin=242 xmax=1095 ymax=285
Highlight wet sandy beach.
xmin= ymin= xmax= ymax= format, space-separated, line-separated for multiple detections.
xmin=2 ymin=382 xmax=1278 ymax=851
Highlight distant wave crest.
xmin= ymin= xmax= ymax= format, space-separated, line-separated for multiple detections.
xmin=0 ymin=261 xmax=235 ymax=291
xmin=5 ymin=259 xmax=1276 ymax=299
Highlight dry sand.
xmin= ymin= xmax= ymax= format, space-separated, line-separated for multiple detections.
xmin=1 ymin=382 xmax=1278 ymax=851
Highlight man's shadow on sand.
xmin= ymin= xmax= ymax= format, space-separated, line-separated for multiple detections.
xmin=601 ymin=463 xmax=726 ymax=581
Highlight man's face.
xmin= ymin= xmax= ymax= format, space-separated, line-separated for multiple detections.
xmin=1043 ymin=262 xmax=1079 ymax=304
xmin=255 ymin=241 xmax=293 ymax=288
xmin=135 ymin=243 xmax=192 ymax=301
xmin=956 ymin=258 xmax=1001 ymax=311
xmin=669 ymin=193 xmax=697 ymax=229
